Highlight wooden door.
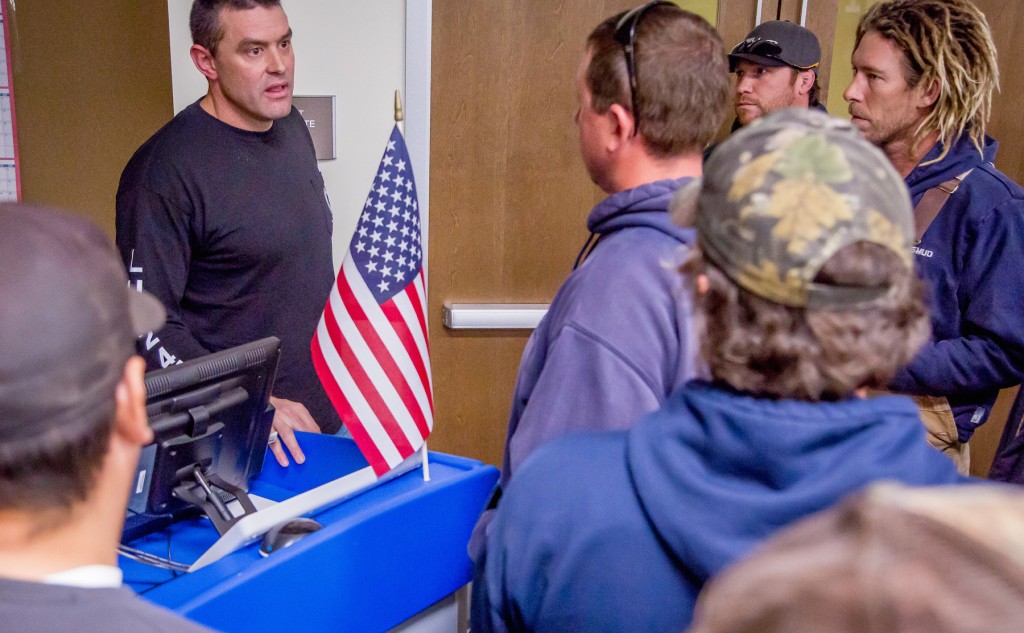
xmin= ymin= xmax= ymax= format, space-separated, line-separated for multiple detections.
xmin=427 ymin=0 xmax=637 ymax=466
xmin=10 ymin=3 xmax=173 ymax=238
xmin=975 ymin=0 xmax=1024 ymax=184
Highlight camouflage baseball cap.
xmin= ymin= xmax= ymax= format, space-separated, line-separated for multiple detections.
xmin=687 ymin=108 xmax=914 ymax=308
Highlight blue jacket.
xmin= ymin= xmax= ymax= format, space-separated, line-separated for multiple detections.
xmin=499 ymin=178 xmax=697 ymax=485
xmin=892 ymin=136 xmax=1024 ymax=440
xmin=472 ymin=381 xmax=967 ymax=633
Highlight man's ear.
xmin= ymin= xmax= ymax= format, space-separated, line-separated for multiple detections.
xmin=917 ymin=77 xmax=940 ymax=109
xmin=114 ymin=356 xmax=153 ymax=447
xmin=797 ymin=70 xmax=816 ymax=97
xmin=606 ymin=102 xmax=637 ymax=149
xmin=190 ymin=44 xmax=218 ymax=81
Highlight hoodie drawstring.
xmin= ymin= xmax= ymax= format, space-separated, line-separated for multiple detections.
xmin=573 ymin=232 xmax=602 ymax=271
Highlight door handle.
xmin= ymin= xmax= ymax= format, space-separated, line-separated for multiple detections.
xmin=442 ymin=304 xmax=548 ymax=330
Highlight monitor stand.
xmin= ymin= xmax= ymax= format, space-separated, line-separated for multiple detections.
xmin=188 ymin=449 xmax=423 ymax=571
xmin=122 ymin=467 xmax=260 ymax=544
xmin=173 ymin=465 xmax=258 ymax=535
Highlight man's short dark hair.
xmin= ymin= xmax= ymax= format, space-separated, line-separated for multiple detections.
xmin=781 ymin=68 xmax=821 ymax=108
xmin=808 ymin=74 xmax=821 ymax=108
xmin=0 ymin=417 xmax=115 ymax=519
xmin=585 ymin=4 xmax=730 ymax=157
xmin=190 ymin=0 xmax=282 ymax=55
xmin=684 ymin=242 xmax=930 ymax=401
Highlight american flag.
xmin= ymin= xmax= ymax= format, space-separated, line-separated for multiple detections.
xmin=311 ymin=125 xmax=433 ymax=476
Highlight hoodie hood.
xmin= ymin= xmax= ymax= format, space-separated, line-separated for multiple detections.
xmin=586 ymin=178 xmax=695 ymax=244
xmin=905 ymin=134 xmax=997 ymax=196
xmin=627 ymin=381 xmax=965 ymax=581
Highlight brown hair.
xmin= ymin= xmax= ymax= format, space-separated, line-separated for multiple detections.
xmin=684 ymin=242 xmax=930 ymax=401
xmin=0 ymin=414 xmax=114 ymax=519
xmin=808 ymin=74 xmax=821 ymax=108
xmin=785 ymin=69 xmax=821 ymax=108
xmin=585 ymin=4 xmax=730 ymax=157
xmin=856 ymin=0 xmax=999 ymax=162
xmin=190 ymin=0 xmax=282 ymax=55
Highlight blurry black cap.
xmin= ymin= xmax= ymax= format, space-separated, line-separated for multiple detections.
xmin=0 ymin=204 xmax=164 ymax=445
xmin=729 ymin=20 xmax=821 ymax=72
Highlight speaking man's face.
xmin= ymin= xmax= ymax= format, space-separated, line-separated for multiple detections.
xmin=206 ymin=5 xmax=295 ymax=132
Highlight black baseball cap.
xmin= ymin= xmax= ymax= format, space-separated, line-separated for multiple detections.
xmin=729 ymin=20 xmax=821 ymax=72
xmin=0 ymin=204 xmax=165 ymax=447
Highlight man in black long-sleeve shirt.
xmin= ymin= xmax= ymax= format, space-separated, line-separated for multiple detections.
xmin=116 ymin=0 xmax=339 ymax=466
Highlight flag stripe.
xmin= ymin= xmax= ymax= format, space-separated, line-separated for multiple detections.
xmin=311 ymin=329 xmax=396 ymax=474
xmin=342 ymin=260 xmax=432 ymax=418
xmin=409 ymin=272 xmax=430 ymax=352
xmin=316 ymin=314 xmax=405 ymax=464
xmin=382 ymin=294 xmax=433 ymax=415
xmin=406 ymin=273 xmax=432 ymax=367
xmin=407 ymin=273 xmax=433 ymax=396
xmin=323 ymin=290 xmax=417 ymax=456
xmin=335 ymin=264 xmax=430 ymax=441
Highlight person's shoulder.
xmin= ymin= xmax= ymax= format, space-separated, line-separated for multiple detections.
xmin=0 ymin=582 xmax=217 ymax=633
xmin=122 ymin=103 xmax=207 ymax=176
xmin=573 ymin=229 xmax=690 ymax=296
xmin=972 ymin=162 xmax=1024 ymax=202
xmin=502 ymin=431 xmax=632 ymax=518
xmin=954 ymin=163 xmax=1024 ymax=232
xmin=111 ymin=589 xmax=216 ymax=632
xmin=142 ymin=102 xmax=209 ymax=147
xmin=550 ymin=236 xmax=691 ymax=338
xmin=491 ymin=429 xmax=695 ymax=630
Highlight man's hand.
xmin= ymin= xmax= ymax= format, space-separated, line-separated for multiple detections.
xmin=268 ymin=396 xmax=321 ymax=467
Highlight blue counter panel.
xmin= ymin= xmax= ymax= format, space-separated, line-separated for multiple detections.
xmin=121 ymin=434 xmax=498 ymax=632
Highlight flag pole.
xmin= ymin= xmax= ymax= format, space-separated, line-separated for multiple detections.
xmin=394 ymin=89 xmax=405 ymax=136
xmin=395 ymin=88 xmax=431 ymax=483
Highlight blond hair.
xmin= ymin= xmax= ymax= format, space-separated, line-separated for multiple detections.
xmin=857 ymin=0 xmax=999 ymax=162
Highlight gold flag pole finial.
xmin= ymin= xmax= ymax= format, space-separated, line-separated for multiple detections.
xmin=394 ymin=90 xmax=404 ymax=123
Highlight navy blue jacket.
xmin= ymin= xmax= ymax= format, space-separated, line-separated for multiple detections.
xmin=472 ymin=381 xmax=967 ymax=633
xmin=892 ymin=136 xmax=1024 ymax=440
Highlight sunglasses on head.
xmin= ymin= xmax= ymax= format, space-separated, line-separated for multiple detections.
xmin=731 ymin=37 xmax=784 ymax=60
xmin=612 ymin=0 xmax=677 ymax=137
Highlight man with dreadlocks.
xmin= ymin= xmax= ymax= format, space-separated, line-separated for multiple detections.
xmin=844 ymin=0 xmax=1024 ymax=473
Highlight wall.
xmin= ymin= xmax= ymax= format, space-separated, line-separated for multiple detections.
xmin=165 ymin=0 xmax=411 ymax=271
xmin=8 ymin=1 xmax=173 ymax=238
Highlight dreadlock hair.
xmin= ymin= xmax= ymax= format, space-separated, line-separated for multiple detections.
xmin=856 ymin=0 xmax=999 ymax=163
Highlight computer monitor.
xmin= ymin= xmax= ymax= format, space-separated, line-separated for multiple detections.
xmin=124 ymin=337 xmax=281 ymax=542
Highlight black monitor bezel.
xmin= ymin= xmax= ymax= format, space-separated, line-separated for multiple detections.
xmin=138 ymin=336 xmax=280 ymax=519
